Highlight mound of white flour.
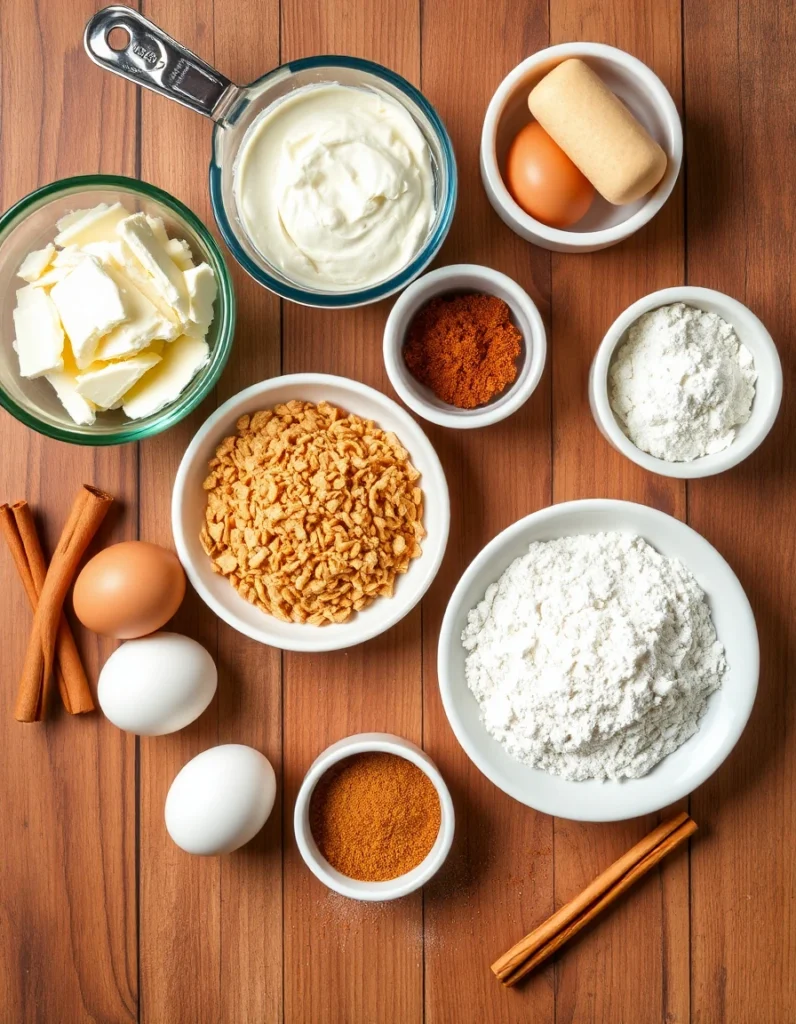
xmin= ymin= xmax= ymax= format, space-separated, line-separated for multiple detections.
xmin=462 ymin=532 xmax=726 ymax=781
xmin=609 ymin=302 xmax=757 ymax=462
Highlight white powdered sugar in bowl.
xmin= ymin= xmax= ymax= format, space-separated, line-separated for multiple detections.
xmin=462 ymin=532 xmax=727 ymax=782
xmin=609 ymin=302 xmax=757 ymax=462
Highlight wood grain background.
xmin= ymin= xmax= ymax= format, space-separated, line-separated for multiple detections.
xmin=0 ymin=0 xmax=793 ymax=1021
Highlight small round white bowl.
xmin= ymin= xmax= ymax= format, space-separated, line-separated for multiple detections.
xmin=383 ymin=264 xmax=546 ymax=429
xmin=480 ymin=42 xmax=683 ymax=252
xmin=293 ymin=732 xmax=455 ymax=901
xmin=438 ymin=499 xmax=759 ymax=822
xmin=589 ymin=286 xmax=783 ymax=479
xmin=172 ymin=374 xmax=450 ymax=652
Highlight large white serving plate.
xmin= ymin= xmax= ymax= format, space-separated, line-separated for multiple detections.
xmin=438 ymin=499 xmax=758 ymax=821
xmin=173 ymin=373 xmax=449 ymax=652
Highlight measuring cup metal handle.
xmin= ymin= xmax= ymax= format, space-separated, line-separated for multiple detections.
xmin=84 ymin=6 xmax=241 ymax=122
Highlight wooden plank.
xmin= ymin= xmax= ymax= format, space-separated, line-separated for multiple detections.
xmin=137 ymin=2 xmax=282 ymax=1021
xmin=3 ymin=2 xmax=795 ymax=1021
xmin=684 ymin=0 xmax=796 ymax=1019
xmin=417 ymin=0 xmax=555 ymax=1021
xmin=0 ymin=3 xmax=138 ymax=1022
xmin=547 ymin=1 xmax=689 ymax=1021
xmin=278 ymin=2 xmax=424 ymax=1022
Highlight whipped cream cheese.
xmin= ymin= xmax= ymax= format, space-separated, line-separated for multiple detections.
xmin=234 ymin=84 xmax=435 ymax=290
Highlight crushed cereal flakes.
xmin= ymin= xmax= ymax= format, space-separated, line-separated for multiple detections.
xmin=199 ymin=400 xmax=425 ymax=625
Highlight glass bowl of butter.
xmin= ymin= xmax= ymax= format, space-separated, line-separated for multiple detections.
xmin=0 ymin=174 xmax=235 ymax=445
xmin=84 ymin=8 xmax=457 ymax=309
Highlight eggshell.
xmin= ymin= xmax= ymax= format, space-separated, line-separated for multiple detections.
xmin=73 ymin=540 xmax=186 ymax=639
xmin=98 ymin=632 xmax=216 ymax=736
xmin=505 ymin=121 xmax=595 ymax=228
xmin=165 ymin=745 xmax=277 ymax=855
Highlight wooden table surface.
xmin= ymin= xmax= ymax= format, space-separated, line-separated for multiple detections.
xmin=1 ymin=1 xmax=793 ymax=1021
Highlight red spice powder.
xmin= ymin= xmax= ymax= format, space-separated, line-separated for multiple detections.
xmin=402 ymin=292 xmax=522 ymax=409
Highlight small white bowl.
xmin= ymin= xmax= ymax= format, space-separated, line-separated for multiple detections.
xmin=480 ymin=43 xmax=683 ymax=252
xmin=589 ymin=286 xmax=783 ymax=479
xmin=383 ymin=264 xmax=546 ymax=429
xmin=438 ymin=499 xmax=759 ymax=822
xmin=293 ymin=732 xmax=455 ymax=901
xmin=171 ymin=374 xmax=450 ymax=652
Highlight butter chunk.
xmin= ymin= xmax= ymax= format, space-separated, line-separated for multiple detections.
xmin=55 ymin=202 xmax=129 ymax=247
xmin=184 ymin=263 xmax=217 ymax=329
xmin=165 ymin=236 xmax=194 ymax=270
xmin=46 ymin=362 xmax=97 ymax=425
xmin=53 ymin=245 xmax=86 ymax=268
xmin=145 ymin=215 xmax=170 ymax=246
xmin=32 ymin=266 xmax=71 ymax=289
xmin=123 ymin=334 xmax=209 ymax=419
xmin=56 ymin=207 xmax=100 ymax=233
xmin=13 ymin=285 xmax=64 ymax=378
xmin=117 ymin=213 xmax=190 ymax=320
xmin=18 ymin=244 xmax=56 ymax=283
xmin=82 ymin=240 xmax=126 ymax=268
xmin=75 ymin=350 xmax=162 ymax=410
xmin=94 ymin=267 xmax=178 ymax=361
xmin=51 ymin=257 xmax=127 ymax=368
xmin=115 ymin=242 xmax=185 ymax=327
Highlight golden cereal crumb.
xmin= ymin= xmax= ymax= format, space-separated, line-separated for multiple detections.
xmin=199 ymin=400 xmax=425 ymax=625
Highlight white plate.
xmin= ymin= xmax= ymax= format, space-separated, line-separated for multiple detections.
xmin=172 ymin=373 xmax=450 ymax=652
xmin=438 ymin=500 xmax=758 ymax=821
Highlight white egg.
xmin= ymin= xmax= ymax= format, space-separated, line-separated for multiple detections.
xmin=98 ymin=631 xmax=217 ymax=736
xmin=165 ymin=744 xmax=276 ymax=855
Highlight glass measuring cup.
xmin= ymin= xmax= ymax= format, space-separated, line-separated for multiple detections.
xmin=84 ymin=6 xmax=457 ymax=308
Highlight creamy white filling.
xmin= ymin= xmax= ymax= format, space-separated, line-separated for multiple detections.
xmin=234 ymin=84 xmax=435 ymax=290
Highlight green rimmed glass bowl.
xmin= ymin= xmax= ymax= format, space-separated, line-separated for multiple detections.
xmin=0 ymin=174 xmax=235 ymax=445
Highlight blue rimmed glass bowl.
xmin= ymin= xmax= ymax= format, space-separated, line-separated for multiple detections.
xmin=85 ymin=9 xmax=457 ymax=309
xmin=211 ymin=57 xmax=458 ymax=308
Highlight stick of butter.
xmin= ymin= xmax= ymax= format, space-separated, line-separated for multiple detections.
xmin=528 ymin=59 xmax=668 ymax=206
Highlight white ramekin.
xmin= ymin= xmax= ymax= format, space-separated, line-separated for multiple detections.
xmin=589 ymin=286 xmax=783 ymax=479
xmin=293 ymin=732 xmax=455 ymax=901
xmin=480 ymin=43 xmax=683 ymax=252
xmin=383 ymin=264 xmax=546 ymax=429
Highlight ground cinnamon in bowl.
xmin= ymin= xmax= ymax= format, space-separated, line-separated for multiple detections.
xmin=402 ymin=293 xmax=523 ymax=408
xmin=309 ymin=751 xmax=442 ymax=881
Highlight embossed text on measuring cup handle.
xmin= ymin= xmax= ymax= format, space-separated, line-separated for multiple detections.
xmin=84 ymin=5 xmax=241 ymax=122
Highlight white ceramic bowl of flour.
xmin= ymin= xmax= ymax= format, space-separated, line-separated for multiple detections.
xmin=437 ymin=499 xmax=758 ymax=822
xmin=589 ymin=286 xmax=782 ymax=478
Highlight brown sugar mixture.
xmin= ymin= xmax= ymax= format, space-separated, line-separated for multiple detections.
xmin=402 ymin=292 xmax=523 ymax=408
xmin=309 ymin=752 xmax=442 ymax=881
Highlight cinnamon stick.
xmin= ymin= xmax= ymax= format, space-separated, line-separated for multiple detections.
xmin=493 ymin=812 xmax=697 ymax=987
xmin=1 ymin=502 xmax=94 ymax=715
xmin=492 ymin=810 xmax=689 ymax=979
xmin=504 ymin=818 xmax=697 ymax=986
xmin=14 ymin=486 xmax=113 ymax=722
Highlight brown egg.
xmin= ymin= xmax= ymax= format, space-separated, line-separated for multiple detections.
xmin=73 ymin=541 xmax=186 ymax=639
xmin=505 ymin=121 xmax=595 ymax=228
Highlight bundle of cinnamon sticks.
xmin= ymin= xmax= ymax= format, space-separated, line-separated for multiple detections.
xmin=1 ymin=486 xmax=114 ymax=722
xmin=492 ymin=811 xmax=698 ymax=987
